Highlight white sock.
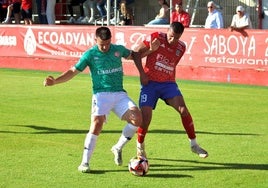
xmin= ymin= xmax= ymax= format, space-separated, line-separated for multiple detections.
xmin=81 ymin=132 xmax=98 ymax=164
xmin=113 ymin=123 xmax=137 ymax=150
xmin=190 ymin=138 xmax=197 ymax=147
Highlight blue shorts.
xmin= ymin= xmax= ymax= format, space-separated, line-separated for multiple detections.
xmin=139 ymin=81 xmax=182 ymax=109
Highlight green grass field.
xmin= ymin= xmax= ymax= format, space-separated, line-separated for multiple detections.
xmin=0 ymin=68 xmax=267 ymax=188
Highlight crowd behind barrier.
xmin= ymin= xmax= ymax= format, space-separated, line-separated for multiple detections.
xmin=0 ymin=25 xmax=267 ymax=86
xmin=0 ymin=0 xmax=264 ymax=28
xmin=0 ymin=0 xmax=136 ymax=25
xmin=0 ymin=1 xmax=267 ymax=86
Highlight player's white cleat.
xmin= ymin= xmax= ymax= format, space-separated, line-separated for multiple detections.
xmin=191 ymin=145 xmax=208 ymax=158
xmin=78 ymin=163 xmax=90 ymax=173
xmin=111 ymin=146 xmax=123 ymax=166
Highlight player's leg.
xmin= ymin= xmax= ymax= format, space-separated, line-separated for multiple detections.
xmin=136 ymin=106 xmax=153 ymax=157
xmin=111 ymin=109 xmax=140 ymax=166
xmin=136 ymin=82 xmax=158 ymax=158
xmin=78 ymin=93 xmax=112 ymax=173
xmin=111 ymin=92 xmax=142 ymax=165
xmin=78 ymin=115 xmax=105 ymax=173
xmin=166 ymin=95 xmax=208 ymax=158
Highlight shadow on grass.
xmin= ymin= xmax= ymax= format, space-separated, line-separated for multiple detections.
xmin=1 ymin=124 xmax=260 ymax=136
xmin=1 ymin=125 xmax=87 ymax=134
xmin=1 ymin=124 xmax=265 ymax=178
xmin=149 ymin=158 xmax=268 ymax=171
xmin=145 ymin=173 xmax=193 ymax=178
xmin=82 ymin=169 xmax=193 ymax=179
xmin=149 ymin=129 xmax=260 ymax=136
xmin=75 ymin=158 xmax=267 ymax=178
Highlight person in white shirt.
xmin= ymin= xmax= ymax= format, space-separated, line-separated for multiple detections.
xmin=229 ymin=5 xmax=252 ymax=31
xmin=204 ymin=1 xmax=224 ymax=29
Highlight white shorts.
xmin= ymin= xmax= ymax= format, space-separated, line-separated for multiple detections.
xmin=91 ymin=91 xmax=137 ymax=120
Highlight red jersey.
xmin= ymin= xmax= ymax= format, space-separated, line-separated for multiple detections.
xmin=171 ymin=10 xmax=191 ymax=27
xmin=21 ymin=0 xmax=32 ymax=10
xmin=143 ymin=32 xmax=186 ymax=82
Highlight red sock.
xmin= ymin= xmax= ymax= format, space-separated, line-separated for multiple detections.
xmin=137 ymin=127 xmax=147 ymax=143
xmin=181 ymin=113 xmax=196 ymax=139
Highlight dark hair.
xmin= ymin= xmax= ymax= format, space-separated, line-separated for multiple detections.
xmin=163 ymin=0 xmax=169 ymax=6
xmin=95 ymin=27 xmax=112 ymax=40
xmin=170 ymin=22 xmax=184 ymax=34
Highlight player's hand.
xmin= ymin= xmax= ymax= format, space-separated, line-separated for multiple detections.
xmin=44 ymin=76 xmax=55 ymax=86
xmin=150 ymin=38 xmax=160 ymax=52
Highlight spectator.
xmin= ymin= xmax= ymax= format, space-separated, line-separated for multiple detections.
xmin=46 ymin=0 xmax=56 ymax=24
xmin=229 ymin=5 xmax=252 ymax=31
xmin=170 ymin=2 xmax=190 ymax=27
xmin=96 ymin=0 xmax=121 ymax=24
xmin=204 ymin=1 xmax=223 ymax=29
xmin=147 ymin=0 xmax=169 ymax=25
xmin=118 ymin=0 xmax=134 ymax=25
xmin=2 ymin=0 xmax=21 ymax=24
xmin=67 ymin=0 xmax=86 ymax=24
xmin=108 ymin=0 xmax=133 ymax=25
xmin=21 ymin=0 xmax=32 ymax=25
xmin=0 ymin=0 xmax=8 ymax=22
xmin=80 ymin=0 xmax=96 ymax=24
xmin=35 ymin=0 xmax=47 ymax=24
xmin=96 ymin=0 xmax=106 ymax=23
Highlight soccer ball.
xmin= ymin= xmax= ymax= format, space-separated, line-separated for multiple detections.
xmin=128 ymin=156 xmax=149 ymax=176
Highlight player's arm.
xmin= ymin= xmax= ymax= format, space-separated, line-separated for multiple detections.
xmin=125 ymin=50 xmax=148 ymax=85
xmin=43 ymin=66 xmax=80 ymax=86
xmin=130 ymin=51 xmax=144 ymax=74
xmin=136 ymin=38 xmax=160 ymax=58
xmin=130 ymin=51 xmax=149 ymax=85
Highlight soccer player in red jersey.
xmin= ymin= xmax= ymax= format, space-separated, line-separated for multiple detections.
xmin=136 ymin=22 xmax=208 ymax=158
xmin=111 ymin=22 xmax=208 ymax=166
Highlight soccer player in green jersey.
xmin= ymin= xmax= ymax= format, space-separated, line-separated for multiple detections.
xmin=43 ymin=26 xmax=145 ymax=173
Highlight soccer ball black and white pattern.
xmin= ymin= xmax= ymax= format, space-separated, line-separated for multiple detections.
xmin=128 ymin=156 xmax=149 ymax=176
